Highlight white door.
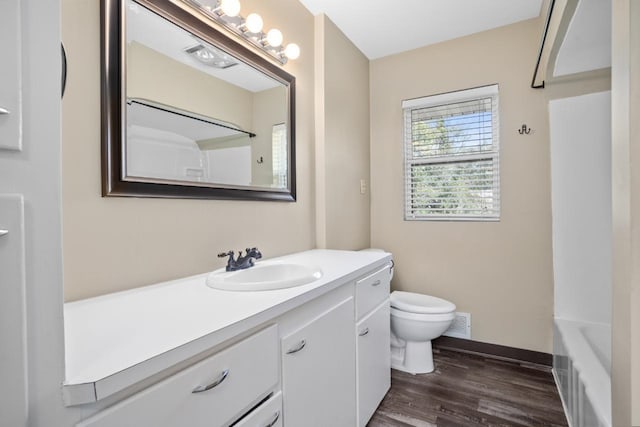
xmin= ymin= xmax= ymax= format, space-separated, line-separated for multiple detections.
xmin=0 ymin=0 xmax=64 ymax=425
xmin=0 ymin=1 xmax=28 ymax=424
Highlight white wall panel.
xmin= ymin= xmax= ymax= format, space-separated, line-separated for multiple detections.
xmin=549 ymin=91 xmax=612 ymax=324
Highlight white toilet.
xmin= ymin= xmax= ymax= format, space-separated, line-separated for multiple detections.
xmin=390 ymin=291 xmax=456 ymax=374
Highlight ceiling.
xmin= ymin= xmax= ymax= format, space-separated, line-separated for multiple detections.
xmin=298 ymin=0 xmax=544 ymax=59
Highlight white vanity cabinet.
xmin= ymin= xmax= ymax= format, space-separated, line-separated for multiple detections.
xmin=281 ymin=296 xmax=356 ymax=427
xmin=355 ymin=266 xmax=391 ymax=427
xmin=65 ymin=250 xmax=393 ymax=427
xmin=233 ymin=391 xmax=282 ymax=427
xmin=77 ymin=325 xmax=279 ymax=427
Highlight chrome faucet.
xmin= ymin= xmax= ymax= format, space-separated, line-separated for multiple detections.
xmin=218 ymin=247 xmax=262 ymax=271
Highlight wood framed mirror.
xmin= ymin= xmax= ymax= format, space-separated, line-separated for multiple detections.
xmin=101 ymin=0 xmax=296 ymax=201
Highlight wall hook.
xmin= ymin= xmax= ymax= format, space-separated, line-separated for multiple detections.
xmin=518 ymin=124 xmax=532 ymax=135
xmin=256 ymin=156 xmax=264 ymax=164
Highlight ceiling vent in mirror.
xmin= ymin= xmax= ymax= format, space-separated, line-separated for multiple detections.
xmin=184 ymin=44 xmax=239 ymax=69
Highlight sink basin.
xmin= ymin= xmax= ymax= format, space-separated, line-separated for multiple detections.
xmin=206 ymin=262 xmax=323 ymax=291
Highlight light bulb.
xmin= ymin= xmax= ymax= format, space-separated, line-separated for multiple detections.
xmin=284 ymin=43 xmax=300 ymax=60
xmin=219 ymin=0 xmax=240 ymax=17
xmin=245 ymin=13 xmax=263 ymax=33
xmin=266 ymin=29 xmax=283 ymax=47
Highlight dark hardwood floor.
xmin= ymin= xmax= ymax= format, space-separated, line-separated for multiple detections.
xmin=368 ymin=348 xmax=568 ymax=427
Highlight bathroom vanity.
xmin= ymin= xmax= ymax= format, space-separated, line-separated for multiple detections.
xmin=64 ymin=249 xmax=392 ymax=426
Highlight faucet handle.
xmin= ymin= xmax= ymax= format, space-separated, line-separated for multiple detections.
xmin=217 ymin=251 xmax=233 ymax=258
xmin=251 ymin=247 xmax=262 ymax=259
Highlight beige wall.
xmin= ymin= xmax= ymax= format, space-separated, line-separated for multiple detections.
xmin=128 ymin=42 xmax=254 ymax=130
xmin=251 ymin=86 xmax=287 ymax=186
xmin=61 ymin=0 xmax=316 ymax=301
xmin=611 ymin=0 xmax=640 ymax=424
xmin=314 ymin=15 xmax=371 ymax=250
xmin=370 ymin=18 xmax=554 ymax=353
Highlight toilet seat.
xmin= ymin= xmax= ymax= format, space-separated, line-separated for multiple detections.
xmin=390 ymin=291 xmax=456 ymax=314
xmin=390 ymin=307 xmax=456 ymax=322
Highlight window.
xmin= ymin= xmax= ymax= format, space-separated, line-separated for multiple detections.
xmin=403 ymin=85 xmax=500 ymax=221
xmin=271 ymin=123 xmax=287 ymax=188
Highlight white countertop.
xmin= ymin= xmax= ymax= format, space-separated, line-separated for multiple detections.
xmin=63 ymin=249 xmax=391 ymax=405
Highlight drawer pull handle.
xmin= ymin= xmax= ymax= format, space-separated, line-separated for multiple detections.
xmin=286 ymin=339 xmax=306 ymax=354
xmin=0 ymin=107 xmax=9 ymax=115
xmin=359 ymin=328 xmax=369 ymax=337
xmin=192 ymin=369 xmax=229 ymax=393
xmin=372 ymin=280 xmax=381 ymax=287
xmin=264 ymin=410 xmax=280 ymax=427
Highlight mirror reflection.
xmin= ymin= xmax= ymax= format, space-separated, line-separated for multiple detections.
xmin=124 ymin=0 xmax=289 ymax=190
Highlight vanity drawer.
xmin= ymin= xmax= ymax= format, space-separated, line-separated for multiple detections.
xmin=355 ymin=265 xmax=391 ymax=319
xmin=77 ymin=325 xmax=278 ymax=427
xmin=233 ymin=391 xmax=282 ymax=427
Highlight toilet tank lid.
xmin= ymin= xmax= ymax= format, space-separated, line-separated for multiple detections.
xmin=390 ymin=291 xmax=456 ymax=314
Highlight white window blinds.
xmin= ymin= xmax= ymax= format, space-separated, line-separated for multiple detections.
xmin=402 ymin=85 xmax=500 ymax=221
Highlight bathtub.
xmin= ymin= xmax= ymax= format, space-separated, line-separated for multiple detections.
xmin=553 ymin=319 xmax=611 ymax=427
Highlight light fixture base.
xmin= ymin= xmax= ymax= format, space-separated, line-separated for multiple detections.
xmin=183 ymin=0 xmax=290 ymax=65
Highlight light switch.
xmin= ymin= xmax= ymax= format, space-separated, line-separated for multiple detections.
xmin=360 ymin=179 xmax=367 ymax=195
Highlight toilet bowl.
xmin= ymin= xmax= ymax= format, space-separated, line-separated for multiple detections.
xmin=390 ymin=291 xmax=456 ymax=374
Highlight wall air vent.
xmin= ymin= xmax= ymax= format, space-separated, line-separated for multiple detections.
xmin=443 ymin=312 xmax=471 ymax=339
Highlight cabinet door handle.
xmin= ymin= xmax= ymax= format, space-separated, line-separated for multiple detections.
xmin=286 ymin=339 xmax=306 ymax=354
xmin=191 ymin=369 xmax=229 ymax=393
xmin=0 ymin=107 xmax=10 ymax=115
xmin=371 ymin=280 xmax=381 ymax=287
xmin=264 ymin=410 xmax=280 ymax=427
xmin=358 ymin=328 xmax=369 ymax=337
xmin=0 ymin=230 xmax=8 ymax=237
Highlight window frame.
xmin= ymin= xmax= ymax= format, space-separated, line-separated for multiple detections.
xmin=402 ymin=84 xmax=501 ymax=221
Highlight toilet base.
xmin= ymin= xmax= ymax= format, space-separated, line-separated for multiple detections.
xmin=390 ymin=340 xmax=435 ymax=374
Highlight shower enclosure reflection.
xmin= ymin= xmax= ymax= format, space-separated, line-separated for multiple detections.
xmin=127 ymin=99 xmax=258 ymax=186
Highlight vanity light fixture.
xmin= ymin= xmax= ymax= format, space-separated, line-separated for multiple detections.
xmin=184 ymin=0 xmax=300 ymax=64
xmin=265 ymin=29 xmax=283 ymax=48
xmin=218 ymin=0 xmax=240 ymax=17
xmin=284 ymin=43 xmax=300 ymax=60
xmin=244 ymin=13 xmax=263 ymax=34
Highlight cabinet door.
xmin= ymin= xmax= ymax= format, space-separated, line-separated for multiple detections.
xmin=281 ymin=297 xmax=356 ymax=427
xmin=356 ymin=300 xmax=390 ymax=427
